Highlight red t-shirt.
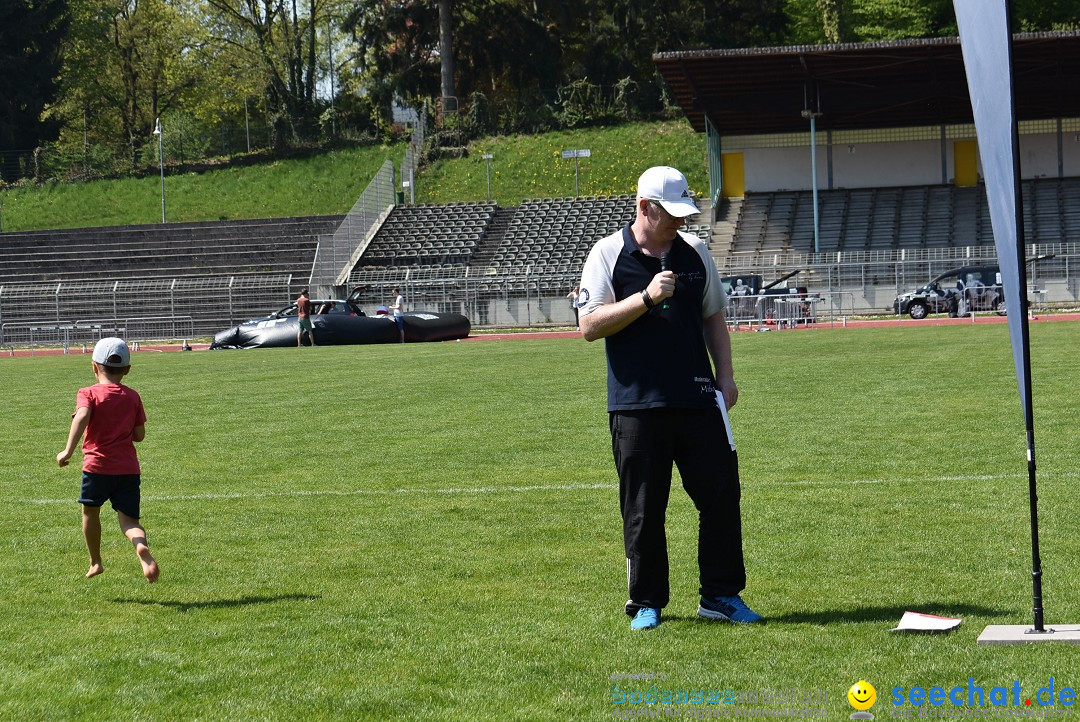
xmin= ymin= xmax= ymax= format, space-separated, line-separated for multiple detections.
xmin=76 ymin=384 xmax=146 ymax=475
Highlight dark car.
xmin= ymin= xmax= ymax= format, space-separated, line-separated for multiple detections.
xmin=213 ymin=297 xmax=469 ymax=349
xmin=893 ymin=265 xmax=1006 ymax=319
xmin=255 ymin=299 xmax=363 ymax=322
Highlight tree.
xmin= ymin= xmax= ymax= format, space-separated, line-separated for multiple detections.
xmin=342 ymin=0 xmax=442 ymax=122
xmin=849 ymin=0 xmax=956 ymax=41
xmin=341 ymin=0 xmax=785 ymax=130
xmin=205 ymin=0 xmax=337 ymax=148
xmin=438 ymin=0 xmax=455 ymax=111
xmin=1013 ymin=0 xmax=1080 ymax=31
xmin=0 ymin=0 xmax=69 ymax=181
xmin=786 ymin=0 xmax=1080 ymax=45
xmin=52 ymin=0 xmax=205 ymax=169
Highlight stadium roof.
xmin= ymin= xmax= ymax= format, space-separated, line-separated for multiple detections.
xmin=654 ymin=31 xmax=1080 ymax=135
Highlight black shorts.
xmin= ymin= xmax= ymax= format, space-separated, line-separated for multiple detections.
xmin=79 ymin=471 xmax=141 ymax=519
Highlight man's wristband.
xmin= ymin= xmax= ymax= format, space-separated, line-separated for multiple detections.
xmin=640 ymin=289 xmax=655 ymax=310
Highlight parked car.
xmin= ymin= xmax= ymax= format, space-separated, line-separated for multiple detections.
xmin=893 ymin=265 xmax=1006 ymax=319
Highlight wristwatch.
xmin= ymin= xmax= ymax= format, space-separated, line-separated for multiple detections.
xmin=641 ymin=289 xmax=655 ymax=310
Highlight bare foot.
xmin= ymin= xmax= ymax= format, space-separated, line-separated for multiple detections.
xmin=86 ymin=563 xmax=104 ymax=579
xmin=136 ymin=543 xmax=160 ymax=583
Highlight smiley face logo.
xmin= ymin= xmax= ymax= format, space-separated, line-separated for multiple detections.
xmin=848 ymin=680 xmax=877 ymax=711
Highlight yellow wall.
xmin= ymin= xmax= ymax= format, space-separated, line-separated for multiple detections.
xmin=954 ymin=140 xmax=979 ymax=187
xmin=721 ymin=153 xmax=745 ymax=197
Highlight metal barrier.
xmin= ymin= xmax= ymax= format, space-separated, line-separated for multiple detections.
xmin=2 ymin=315 xmax=194 ymax=352
xmin=0 ymin=275 xmax=292 ymax=344
xmin=725 ymin=291 xmax=858 ymax=329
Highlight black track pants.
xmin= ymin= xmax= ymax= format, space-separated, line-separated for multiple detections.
xmin=611 ymin=407 xmax=746 ymax=615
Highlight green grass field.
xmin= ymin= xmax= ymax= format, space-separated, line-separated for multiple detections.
xmin=2 ymin=323 xmax=1079 ymax=720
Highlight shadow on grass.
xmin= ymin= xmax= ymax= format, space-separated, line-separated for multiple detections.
xmin=111 ymin=592 xmax=319 ymax=613
xmin=656 ymin=603 xmax=1011 ymax=627
xmin=764 ymin=603 xmax=1012 ymax=625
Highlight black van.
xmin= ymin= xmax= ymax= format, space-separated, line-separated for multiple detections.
xmin=892 ymin=265 xmax=1006 ymax=319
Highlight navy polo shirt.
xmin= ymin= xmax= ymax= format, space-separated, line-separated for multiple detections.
xmin=578 ymin=225 xmax=728 ymax=411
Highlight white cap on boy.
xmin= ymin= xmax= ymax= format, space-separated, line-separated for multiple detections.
xmin=92 ymin=337 xmax=131 ymax=368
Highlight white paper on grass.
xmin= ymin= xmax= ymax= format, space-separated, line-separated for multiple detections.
xmin=715 ymin=391 xmax=735 ymax=451
xmin=891 ymin=611 xmax=962 ymax=632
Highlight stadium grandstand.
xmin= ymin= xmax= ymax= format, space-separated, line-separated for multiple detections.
xmin=3 ymin=32 xmax=1080 ymax=348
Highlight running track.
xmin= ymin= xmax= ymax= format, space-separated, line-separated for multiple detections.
xmin=4 ymin=312 xmax=1078 ymax=358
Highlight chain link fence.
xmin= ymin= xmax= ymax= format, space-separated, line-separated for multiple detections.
xmin=309 ymin=160 xmax=395 ymax=293
xmin=401 ymin=108 xmax=427 ymax=203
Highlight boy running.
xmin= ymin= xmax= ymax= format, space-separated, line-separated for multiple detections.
xmin=57 ymin=337 xmax=159 ymax=583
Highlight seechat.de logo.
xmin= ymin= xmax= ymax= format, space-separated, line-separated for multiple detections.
xmin=849 ymin=680 xmax=878 ymax=720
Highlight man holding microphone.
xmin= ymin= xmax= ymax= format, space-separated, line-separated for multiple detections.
xmin=577 ymin=166 xmax=762 ymax=631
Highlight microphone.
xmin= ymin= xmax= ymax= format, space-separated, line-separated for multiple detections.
xmin=660 ymin=252 xmax=670 ymax=309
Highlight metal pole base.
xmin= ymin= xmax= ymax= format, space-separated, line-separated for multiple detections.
xmin=978 ymin=624 xmax=1080 ymax=645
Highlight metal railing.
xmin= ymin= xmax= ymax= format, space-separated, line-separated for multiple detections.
xmin=720 ymin=242 xmax=1078 ymax=312
xmin=347 ymin=269 xmax=871 ymax=329
xmin=725 ymin=291 xmax=858 ymax=329
xmin=2 ymin=248 xmax=1075 ymax=349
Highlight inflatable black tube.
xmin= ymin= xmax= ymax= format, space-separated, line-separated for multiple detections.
xmin=210 ymin=312 xmax=470 ymax=349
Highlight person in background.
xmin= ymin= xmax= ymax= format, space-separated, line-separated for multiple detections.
xmin=389 ymin=287 xmax=405 ymax=343
xmin=567 ymin=285 xmax=580 ymax=326
xmin=297 ymin=287 xmax=316 ymax=347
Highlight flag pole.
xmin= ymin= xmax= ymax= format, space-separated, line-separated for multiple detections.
xmin=1000 ymin=0 xmax=1046 ymax=635
xmin=954 ymin=0 xmax=1080 ymax=643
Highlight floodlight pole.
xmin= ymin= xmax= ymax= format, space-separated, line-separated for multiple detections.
xmin=327 ymin=17 xmax=337 ymax=137
xmin=153 ymin=117 xmax=166 ymax=223
xmin=802 ymin=105 xmax=822 ymax=255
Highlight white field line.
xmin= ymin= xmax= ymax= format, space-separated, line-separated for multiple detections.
xmin=26 ymin=482 xmax=616 ymax=505
xmin=24 ymin=472 xmax=1078 ymax=505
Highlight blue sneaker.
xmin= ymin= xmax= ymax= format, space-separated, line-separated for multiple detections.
xmin=698 ymin=595 xmax=764 ymax=624
xmin=630 ymin=607 xmax=661 ymax=630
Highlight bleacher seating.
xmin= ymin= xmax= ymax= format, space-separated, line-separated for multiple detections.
xmin=486 ymin=195 xmax=635 ymax=273
xmin=729 ymin=177 xmax=1080 ymax=257
xmin=349 ymin=193 xmax=713 ymax=284
xmin=0 ymin=216 xmax=342 ymax=286
xmin=354 ymin=202 xmax=496 ymax=269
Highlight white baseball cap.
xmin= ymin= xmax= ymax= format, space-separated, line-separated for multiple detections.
xmin=92 ymin=337 xmax=131 ymax=368
xmin=637 ymin=166 xmax=700 ymax=218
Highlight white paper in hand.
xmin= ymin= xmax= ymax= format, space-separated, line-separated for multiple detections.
xmin=890 ymin=611 xmax=962 ymax=632
xmin=715 ymin=391 xmax=736 ymax=451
